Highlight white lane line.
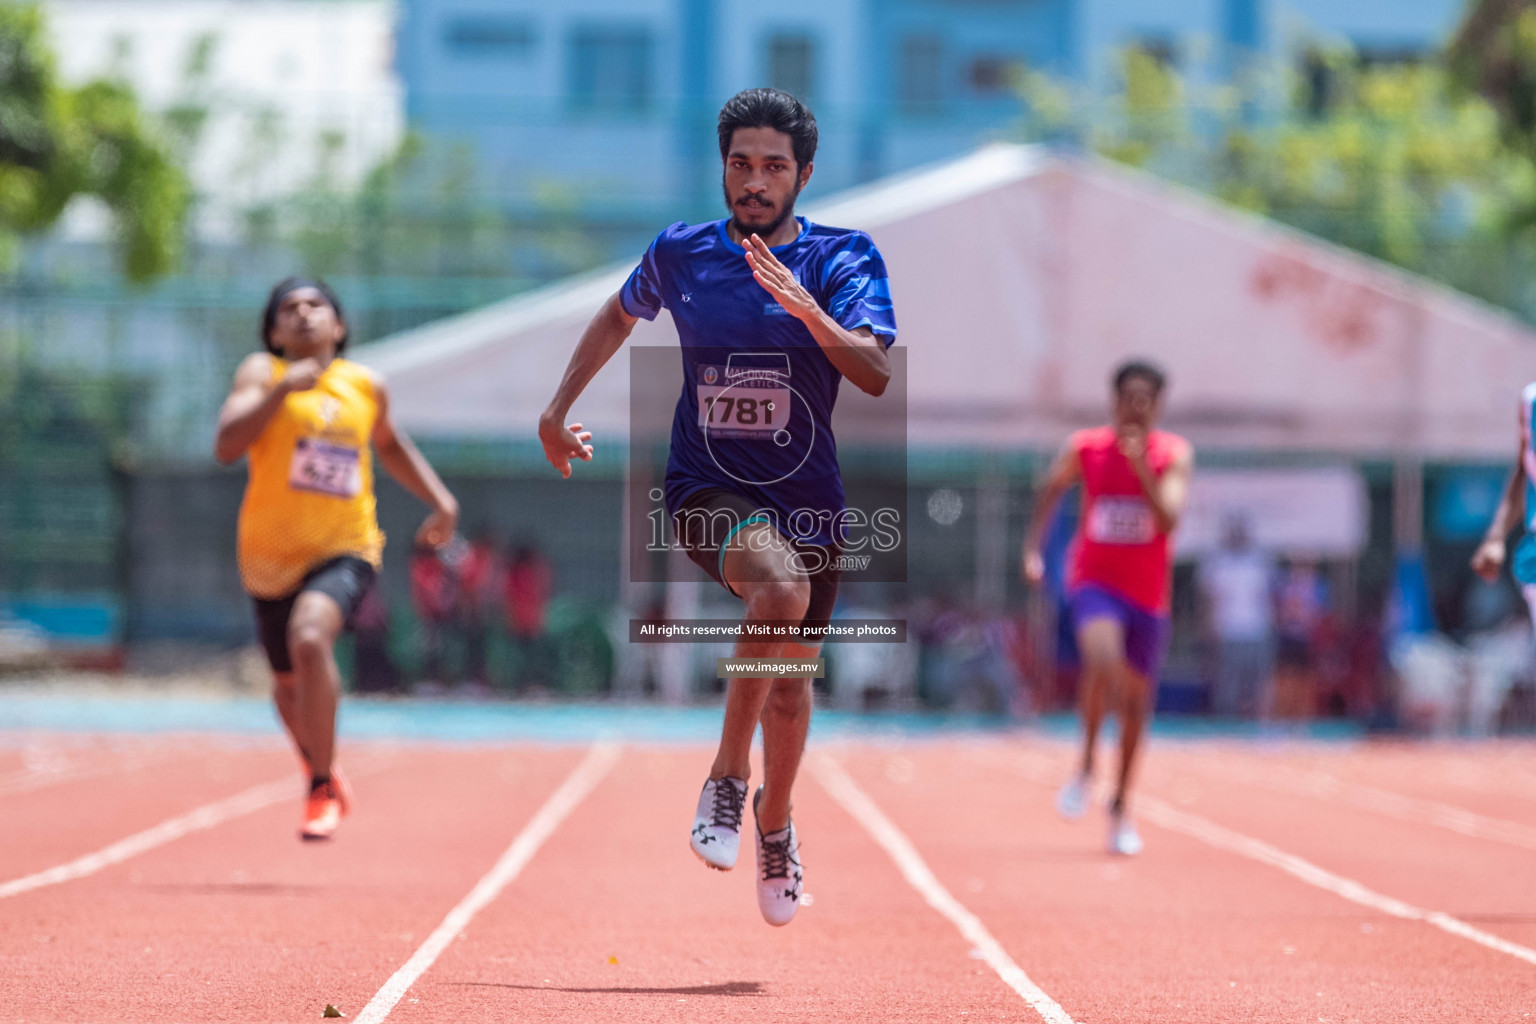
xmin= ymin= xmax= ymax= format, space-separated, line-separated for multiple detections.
xmin=1137 ymin=795 xmax=1536 ymax=968
xmin=354 ymin=741 xmax=622 ymax=1024
xmin=0 ymin=777 xmax=296 ymax=900
xmin=1011 ymin=744 xmax=1536 ymax=852
xmin=1189 ymin=759 xmax=1536 ymax=853
xmin=814 ymin=754 xmax=1078 ymax=1024
xmin=0 ymin=747 xmax=191 ymax=798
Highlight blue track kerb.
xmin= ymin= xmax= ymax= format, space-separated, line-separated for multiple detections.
xmin=0 ymin=692 xmax=1021 ymax=742
xmin=0 ymin=693 xmax=1362 ymax=743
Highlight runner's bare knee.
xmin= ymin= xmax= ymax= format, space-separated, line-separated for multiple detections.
xmin=764 ymin=677 xmax=812 ymax=719
xmin=287 ymin=595 xmax=342 ymax=672
xmin=1077 ymin=619 xmax=1125 ymax=672
xmin=745 ymin=578 xmax=810 ymax=623
xmin=287 ymin=622 xmax=331 ymax=670
xmin=1120 ymin=671 xmax=1151 ymax=716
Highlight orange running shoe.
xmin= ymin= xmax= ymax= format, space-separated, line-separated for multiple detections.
xmin=298 ymin=758 xmax=352 ymax=818
xmin=328 ymin=763 xmax=353 ymax=818
xmin=300 ymin=780 xmax=342 ymax=841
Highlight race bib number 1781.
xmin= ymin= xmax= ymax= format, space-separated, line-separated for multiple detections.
xmin=696 ymin=360 xmax=793 ymax=440
xmin=696 ymin=384 xmax=792 ymax=435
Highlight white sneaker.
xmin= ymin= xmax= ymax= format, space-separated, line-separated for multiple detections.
xmin=753 ymin=786 xmax=802 ymax=927
xmin=1056 ymin=775 xmax=1090 ymax=820
xmin=1106 ymin=811 xmax=1144 ymax=856
xmin=690 ymin=776 xmax=747 ymax=870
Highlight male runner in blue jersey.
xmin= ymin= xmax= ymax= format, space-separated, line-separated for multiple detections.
xmin=539 ymin=88 xmax=897 ymax=926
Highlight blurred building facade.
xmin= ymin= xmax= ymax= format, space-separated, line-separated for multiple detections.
xmin=396 ymin=0 xmax=1466 ymax=228
xmin=39 ymin=0 xmax=1468 ymax=221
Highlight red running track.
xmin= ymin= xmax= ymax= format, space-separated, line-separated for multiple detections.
xmin=1 ymin=732 xmax=1533 ymax=1022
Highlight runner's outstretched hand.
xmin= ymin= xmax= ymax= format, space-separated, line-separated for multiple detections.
xmin=416 ymin=503 xmax=458 ymax=549
xmin=539 ymin=416 xmax=594 ymax=479
xmin=1116 ymin=422 xmax=1148 ymax=466
xmin=1471 ymin=537 xmax=1506 ymax=583
xmin=281 ymin=357 xmax=324 ymax=393
xmin=744 ymin=234 xmax=819 ymax=320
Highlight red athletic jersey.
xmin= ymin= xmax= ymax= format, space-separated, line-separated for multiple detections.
xmin=1067 ymin=425 xmax=1190 ymax=614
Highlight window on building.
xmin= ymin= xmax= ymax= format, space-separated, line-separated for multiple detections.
xmin=569 ymin=27 xmax=653 ymax=112
xmin=899 ymin=35 xmax=944 ymax=115
xmin=1355 ymin=43 xmax=1427 ymax=67
xmin=1298 ymin=41 xmax=1423 ymax=117
xmin=445 ymin=17 xmax=535 ymax=56
xmin=767 ymin=34 xmax=816 ymax=103
xmin=1129 ymin=35 xmax=1178 ymax=69
xmin=1300 ymin=47 xmax=1335 ymax=118
xmin=966 ymin=55 xmax=1023 ymax=95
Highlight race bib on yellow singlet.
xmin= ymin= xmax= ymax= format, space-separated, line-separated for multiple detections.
xmin=288 ymin=438 xmax=361 ymax=498
xmin=695 ymin=363 xmax=791 ymax=441
xmin=1086 ymin=497 xmax=1155 ymax=545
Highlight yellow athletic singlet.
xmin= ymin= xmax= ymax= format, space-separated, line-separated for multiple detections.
xmin=236 ymin=356 xmax=385 ymax=599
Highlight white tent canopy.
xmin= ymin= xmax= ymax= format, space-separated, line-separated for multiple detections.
xmin=356 ymin=144 xmax=1536 ymax=459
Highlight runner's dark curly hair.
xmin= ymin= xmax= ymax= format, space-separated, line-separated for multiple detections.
xmin=717 ymin=88 xmax=818 ymax=171
xmin=1113 ymin=359 xmax=1167 ymax=397
xmin=261 ymin=276 xmax=348 ymax=356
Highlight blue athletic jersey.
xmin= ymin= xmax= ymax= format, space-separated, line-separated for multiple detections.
xmin=1515 ymin=382 xmax=1536 ymax=584
xmin=621 ymin=217 xmax=897 ymax=547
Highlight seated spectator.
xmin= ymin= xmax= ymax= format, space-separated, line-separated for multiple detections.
xmin=410 ymin=541 xmax=456 ymax=686
xmin=350 ymin=584 xmax=400 ymax=694
xmin=503 ymin=544 xmax=554 ymax=689
xmin=1198 ymin=516 xmax=1276 ymax=719
xmin=456 ymin=529 xmax=500 ymax=687
xmin=1274 ymin=559 xmax=1330 ymax=719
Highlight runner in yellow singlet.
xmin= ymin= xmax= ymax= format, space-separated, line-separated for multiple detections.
xmin=215 ymin=277 xmax=458 ymax=840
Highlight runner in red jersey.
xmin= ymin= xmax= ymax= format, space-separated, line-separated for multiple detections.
xmin=1023 ymin=361 xmax=1193 ymax=856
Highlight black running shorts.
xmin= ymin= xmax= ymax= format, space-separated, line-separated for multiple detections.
xmin=251 ymin=556 xmax=377 ymax=673
xmin=672 ymin=487 xmax=841 ymax=637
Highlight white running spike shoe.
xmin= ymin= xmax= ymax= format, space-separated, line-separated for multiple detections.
xmin=1056 ymin=775 xmax=1090 ymax=820
xmin=690 ymin=775 xmax=747 ymax=870
xmin=753 ymin=786 xmax=803 ymax=927
xmin=1106 ymin=810 xmax=1144 ymax=856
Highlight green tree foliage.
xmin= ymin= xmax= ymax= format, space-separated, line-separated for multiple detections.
xmin=267 ymin=133 xmax=602 ymax=287
xmin=0 ymin=3 xmax=189 ymax=281
xmin=0 ymin=358 xmax=144 ymax=592
xmin=1449 ymin=0 xmax=1536 ymax=149
xmin=1222 ymin=62 xmax=1522 ymax=268
xmin=1447 ymin=0 xmax=1536 ymax=233
xmin=1021 ymin=48 xmax=1536 ymax=313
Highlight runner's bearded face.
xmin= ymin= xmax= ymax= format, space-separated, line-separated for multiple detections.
xmin=721 ymin=126 xmax=811 ymax=240
xmin=270 ymin=287 xmax=346 ymax=362
xmin=1114 ymin=377 xmax=1161 ymax=431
